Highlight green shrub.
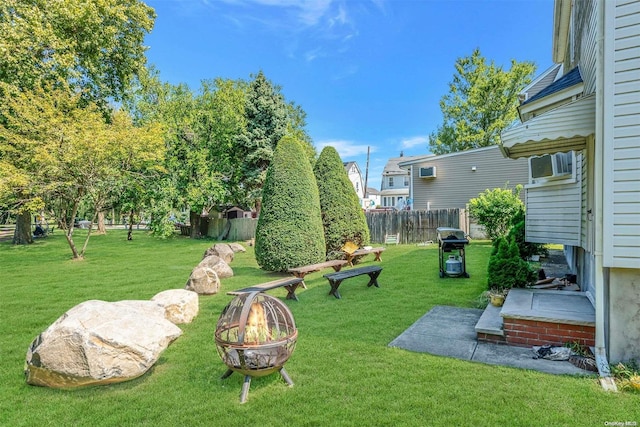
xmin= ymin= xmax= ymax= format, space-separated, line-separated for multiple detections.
xmin=487 ymin=235 xmax=536 ymax=291
xmin=468 ymin=184 xmax=524 ymax=240
xmin=313 ymin=146 xmax=370 ymax=258
xmin=254 ymin=135 xmax=326 ymax=272
xmin=507 ymin=209 xmax=548 ymax=260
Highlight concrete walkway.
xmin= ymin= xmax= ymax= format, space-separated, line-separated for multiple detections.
xmin=388 ymin=305 xmax=592 ymax=375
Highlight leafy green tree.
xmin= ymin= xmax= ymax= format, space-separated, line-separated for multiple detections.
xmin=254 ymin=135 xmax=325 ymax=272
xmin=468 ymin=184 xmax=524 ymax=241
xmin=0 ymin=83 xmax=163 ymax=257
xmin=0 ymin=0 xmax=155 ymax=109
xmin=314 ymin=146 xmax=370 ymax=258
xmin=429 ymin=48 xmax=535 ymax=155
xmin=0 ymin=0 xmax=156 ymax=243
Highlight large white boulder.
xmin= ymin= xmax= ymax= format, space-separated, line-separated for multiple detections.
xmin=228 ymin=242 xmax=246 ymax=253
xmin=197 ymin=255 xmax=233 ymax=279
xmin=152 ymin=289 xmax=199 ymax=323
xmin=203 ymin=243 xmax=234 ymax=264
xmin=185 ymin=266 xmax=220 ymax=295
xmin=25 ymin=300 xmax=182 ymax=388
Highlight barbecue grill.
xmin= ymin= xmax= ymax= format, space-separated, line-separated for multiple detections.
xmin=437 ymin=227 xmax=470 ymax=278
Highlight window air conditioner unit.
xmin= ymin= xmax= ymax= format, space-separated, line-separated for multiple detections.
xmin=419 ymin=166 xmax=436 ymax=178
xmin=529 ymin=152 xmax=572 ymax=180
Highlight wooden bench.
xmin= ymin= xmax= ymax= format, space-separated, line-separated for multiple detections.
xmin=323 ymin=265 xmax=383 ymax=299
xmin=227 ymin=277 xmax=305 ymax=301
xmin=287 ymin=260 xmax=347 ymax=288
xmin=343 ymin=247 xmax=385 ymax=266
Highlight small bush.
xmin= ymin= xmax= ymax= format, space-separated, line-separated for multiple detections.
xmin=487 ymin=236 xmax=536 ymax=291
xmin=469 ymin=185 xmax=524 ymax=240
xmin=254 ymin=135 xmax=326 ymax=271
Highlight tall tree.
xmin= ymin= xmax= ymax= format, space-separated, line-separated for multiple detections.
xmin=0 ymin=0 xmax=155 ymax=108
xmin=232 ymin=71 xmax=288 ymax=212
xmin=428 ymin=48 xmax=535 ymax=155
xmin=0 ymin=83 xmax=163 ymax=258
xmin=0 ymin=0 xmax=156 ymax=243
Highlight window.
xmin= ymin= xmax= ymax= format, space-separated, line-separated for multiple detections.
xmin=388 ymin=177 xmax=394 ymax=187
xmin=404 ymin=176 xmax=409 ymax=186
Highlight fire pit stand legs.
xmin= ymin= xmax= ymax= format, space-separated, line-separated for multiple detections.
xmin=221 ymin=368 xmax=294 ymax=404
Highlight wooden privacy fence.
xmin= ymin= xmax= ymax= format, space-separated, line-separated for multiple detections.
xmin=196 ymin=209 xmax=465 ymax=244
xmin=365 ymin=209 xmax=465 ymax=244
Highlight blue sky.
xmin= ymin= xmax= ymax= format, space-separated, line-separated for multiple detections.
xmin=144 ymin=0 xmax=554 ymax=190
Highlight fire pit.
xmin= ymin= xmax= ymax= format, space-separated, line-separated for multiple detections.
xmin=214 ymin=291 xmax=297 ymax=403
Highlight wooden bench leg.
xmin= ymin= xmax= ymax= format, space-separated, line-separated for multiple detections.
xmin=328 ymin=279 xmax=343 ymax=299
xmin=284 ymin=283 xmax=300 ymax=301
xmin=291 ymin=272 xmax=308 ymax=289
xmin=345 ymin=254 xmax=355 ymax=267
xmin=366 ymin=270 xmax=381 ymax=288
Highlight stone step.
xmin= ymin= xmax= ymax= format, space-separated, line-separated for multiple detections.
xmin=475 ymin=303 xmax=504 ymax=336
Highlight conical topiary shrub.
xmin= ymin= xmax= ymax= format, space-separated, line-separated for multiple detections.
xmin=487 ymin=236 xmax=536 ymax=291
xmin=254 ymin=135 xmax=325 ymax=272
xmin=313 ymin=146 xmax=370 ymax=258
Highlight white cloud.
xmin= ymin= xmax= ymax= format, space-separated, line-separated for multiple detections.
xmin=401 ymin=135 xmax=428 ymax=149
xmin=316 ymin=140 xmax=374 ymax=158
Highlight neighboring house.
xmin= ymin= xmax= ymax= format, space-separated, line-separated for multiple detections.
xmin=501 ymin=0 xmax=640 ymax=365
xmin=343 ymin=161 xmax=365 ymax=206
xmin=364 ymin=187 xmax=381 ymax=209
xmin=398 ymin=145 xmax=529 ymax=211
xmin=380 ymin=154 xmax=422 ymax=209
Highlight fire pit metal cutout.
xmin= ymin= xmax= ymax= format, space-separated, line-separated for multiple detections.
xmin=214 ymin=291 xmax=297 ymax=403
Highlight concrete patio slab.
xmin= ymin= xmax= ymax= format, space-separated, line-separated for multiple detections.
xmin=389 ymin=305 xmax=592 ymax=375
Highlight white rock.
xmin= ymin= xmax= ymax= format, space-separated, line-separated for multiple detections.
xmin=185 ymin=265 xmax=221 ymax=295
xmin=152 ymin=289 xmax=199 ymax=324
xmin=25 ymin=300 xmax=182 ymax=388
xmin=197 ymin=255 xmax=233 ymax=279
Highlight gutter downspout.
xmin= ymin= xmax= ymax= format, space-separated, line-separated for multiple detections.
xmin=594 ymin=0 xmax=616 ymax=392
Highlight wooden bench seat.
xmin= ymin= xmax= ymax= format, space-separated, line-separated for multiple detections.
xmin=323 ymin=265 xmax=383 ymax=299
xmin=227 ymin=277 xmax=305 ymax=301
xmin=287 ymin=260 xmax=347 ymax=288
xmin=343 ymin=247 xmax=385 ymax=266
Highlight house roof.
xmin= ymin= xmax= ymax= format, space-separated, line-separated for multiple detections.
xmin=366 ymin=187 xmax=380 ymax=195
xmin=519 ymin=63 xmax=563 ymax=103
xmin=397 ymin=146 xmax=497 ymax=167
xmin=522 ymin=66 xmax=582 ymax=106
xmin=383 ymin=155 xmax=426 ymax=175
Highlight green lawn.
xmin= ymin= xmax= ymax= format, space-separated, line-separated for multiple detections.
xmin=1 ymin=231 xmax=638 ymax=426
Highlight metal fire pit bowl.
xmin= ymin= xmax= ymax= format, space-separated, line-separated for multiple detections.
xmin=214 ymin=291 xmax=297 ymax=403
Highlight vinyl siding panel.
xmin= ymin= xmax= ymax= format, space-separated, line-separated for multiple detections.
xmin=571 ymin=0 xmax=598 ymax=94
xmin=409 ymin=146 xmax=529 ymax=210
xmin=603 ymin=0 xmax=640 ymax=268
xmin=580 ymin=150 xmax=589 ymax=251
xmin=525 ymin=180 xmax=582 ymax=246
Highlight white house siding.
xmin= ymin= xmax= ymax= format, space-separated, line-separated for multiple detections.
xmin=603 ymin=0 xmax=640 ymax=268
xmin=525 ymin=174 xmax=582 ymax=246
xmin=409 ymin=146 xmax=529 ymax=211
xmin=570 ymin=0 xmax=598 ymax=95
